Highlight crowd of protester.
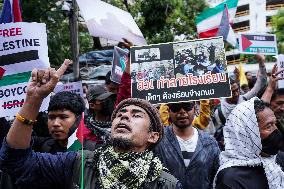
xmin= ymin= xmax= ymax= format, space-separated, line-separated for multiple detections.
xmin=1 ymin=41 xmax=284 ymax=189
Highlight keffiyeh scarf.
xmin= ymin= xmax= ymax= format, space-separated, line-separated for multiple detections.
xmin=86 ymin=116 xmax=111 ymax=143
xmin=95 ymin=146 xmax=163 ymax=189
xmin=214 ymin=97 xmax=284 ymax=189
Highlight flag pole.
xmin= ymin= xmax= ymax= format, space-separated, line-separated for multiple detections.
xmin=80 ymin=112 xmax=84 ymax=189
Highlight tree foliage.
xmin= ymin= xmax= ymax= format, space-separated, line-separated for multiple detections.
xmin=272 ymin=8 xmax=284 ymax=54
xmin=137 ymin=0 xmax=207 ymax=44
xmin=21 ymin=0 xmax=93 ymax=67
xmin=9 ymin=0 xmax=207 ymax=66
xmin=103 ymin=0 xmax=207 ymax=44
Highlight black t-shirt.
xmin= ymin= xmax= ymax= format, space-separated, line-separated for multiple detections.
xmin=216 ymin=166 xmax=269 ymax=189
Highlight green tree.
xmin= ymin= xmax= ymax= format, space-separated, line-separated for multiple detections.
xmin=18 ymin=0 xmax=208 ymax=66
xmin=104 ymin=0 xmax=207 ymax=44
xmin=272 ymin=8 xmax=284 ymax=54
xmin=21 ymin=0 xmax=93 ymax=67
xmin=134 ymin=0 xmax=207 ymax=44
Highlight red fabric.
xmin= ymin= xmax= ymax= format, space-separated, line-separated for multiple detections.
xmin=114 ymin=72 xmax=131 ymax=108
xmin=12 ymin=0 xmax=22 ymax=22
xmin=0 ymin=67 xmax=5 ymax=79
xmin=198 ymin=27 xmax=219 ymax=38
xmin=76 ymin=112 xmax=85 ymax=143
xmin=82 ymin=124 xmax=100 ymax=142
xmin=214 ymin=99 xmax=221 ymax=106
xmin=77 ymin=113 xmax=99 ymax=143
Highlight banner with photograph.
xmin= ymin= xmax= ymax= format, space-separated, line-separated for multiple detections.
xmin=130 ymin=37 xmax=231 ymax=104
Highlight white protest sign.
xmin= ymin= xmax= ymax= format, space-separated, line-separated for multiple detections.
xmin=0 ymin=83 xmax=50 ymax=116
xmin=0 ymin=22 xmax=50 ymax=117
xmin=76 ymin=0 xmax=147 ymax=46
xmin=239 ymin=33 xmax=278 ymax=55
xmin=277 ymin=54 xmax=284 ymax=89
xmin=54 ymin=81 xmax=84 ymax=98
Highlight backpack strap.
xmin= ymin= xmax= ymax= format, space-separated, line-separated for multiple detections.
xmin=71 ymin=150 xmax=98 ymax=189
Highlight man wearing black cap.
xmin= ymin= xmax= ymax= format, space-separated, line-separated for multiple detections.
xmin=0 ymin=64 xmax=182 ymax=189
xmin=85 ymin=85 xmax=117 ymax=150
xmin=105 ymin=71 xmax=119 ymax=94
xmin=155 ymin=101 xmax=220 ymax=189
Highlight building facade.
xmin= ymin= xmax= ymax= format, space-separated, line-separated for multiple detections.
xmin=207 ymin=0 xmax=284 ymax=65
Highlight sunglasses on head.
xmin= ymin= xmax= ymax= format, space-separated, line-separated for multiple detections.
xmin=168 ymin=102 xmax=195 ymax=113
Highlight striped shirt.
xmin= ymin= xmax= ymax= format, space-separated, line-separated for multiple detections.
xmin=176 ymin=128 xmax=198 ymax=167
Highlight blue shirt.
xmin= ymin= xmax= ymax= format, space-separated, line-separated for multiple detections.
xmin=0 ymin=139 xmax=183 ymax=189
xmin=0 ymin=139 xmax=77 ymax=189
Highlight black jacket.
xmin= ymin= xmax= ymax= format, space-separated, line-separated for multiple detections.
xmin=155 ymin=126 xmax=220 ymax=189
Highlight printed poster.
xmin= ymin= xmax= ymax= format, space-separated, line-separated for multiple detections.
xmin=130 ymin=37 xmax=231 ymax=104
xmin=277 ymin=54 xmax=284 ymax=89
xmin=54 ymin=81 xmax=84 ymax=98
xmin=239 ymin=33 xmax=278 ymax=55
xmin=0 ymin=22 xmax=50 ymax=117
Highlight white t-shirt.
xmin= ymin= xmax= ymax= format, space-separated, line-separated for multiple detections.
xmin=176 ymin=128 xmax=199 ymax=167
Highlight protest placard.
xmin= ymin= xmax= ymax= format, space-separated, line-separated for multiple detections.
xmin=239 ymin=33 xmax=278 ymax=55
xmin=277 ymin=54 xmax=284 ymax=89
xmin=130 ymin=37 xmax=231 ymax=104
xmin=54 ymin=81 xmax=84 ymax=98
xmin=0 ymin=22 xmax=50 ymax=117
xmin=0 ymin=83 xmax=50 ymax=116
xmin=111 ymin=46 xmax=129 ymax=84
xmin=76 ymin=0 xmax=147 ymax=45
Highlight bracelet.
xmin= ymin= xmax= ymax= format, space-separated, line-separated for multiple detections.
xmin=16 ymin=113 xmax=37 ymax=126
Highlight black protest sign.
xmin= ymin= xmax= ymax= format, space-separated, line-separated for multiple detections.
xmin=130 ymin=37 xmax=231 ymax=104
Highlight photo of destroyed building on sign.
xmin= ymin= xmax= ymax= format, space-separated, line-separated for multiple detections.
xmin=131 ymin=60 xmax=175 ymax=83
xmin=173 ymin=38 xmax=227 ymax=77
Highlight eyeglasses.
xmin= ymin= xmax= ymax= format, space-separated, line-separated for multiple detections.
xmin=168 ymin=102 xmax=195 ymax=113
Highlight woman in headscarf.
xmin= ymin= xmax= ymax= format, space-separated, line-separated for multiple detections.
xmin=214 ymin=97 xmax=284 ymax=189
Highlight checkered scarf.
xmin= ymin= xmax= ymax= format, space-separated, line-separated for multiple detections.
xmin=214 ymin=97 xmax=284 ymax=189
xmin=97 ymin=146 xmax=163 ymax=189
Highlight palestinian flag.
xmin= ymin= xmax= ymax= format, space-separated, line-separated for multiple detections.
xmin=196 ymin=0 xmax=238 ymax=38
xmin=216 ymin=4 xmax=237 ymax=47
xmin=0 ymin=50 xmax=41 ymax=87
xmin=67 ymin=112 xmax=84 ymax=151
xmin=239 ymin=34 xmax=278 ymax=55
xmin=67 ymin=112 xmax=85 ymax=189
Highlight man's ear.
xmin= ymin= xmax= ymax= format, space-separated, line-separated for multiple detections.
xmin=147 ymin=132 xmax=159 ymax=144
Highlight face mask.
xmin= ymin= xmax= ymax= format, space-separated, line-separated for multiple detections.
xmin=67 ymin=115 xmax=82 ymax=138
xmin=261 ymin=129 xmax=284 ymax=155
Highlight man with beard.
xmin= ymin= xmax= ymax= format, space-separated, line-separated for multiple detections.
xmin=0 ymin=62 xmax=181 ymax=189
xmin=214 ymin=98 xmax=284 ymax=189
xmin=155 ymin=102 xmax=220 ymax=189
xmin=260 ymin=64 xmax=284 ymax=170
